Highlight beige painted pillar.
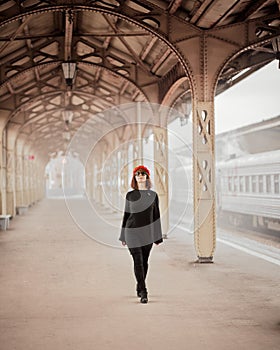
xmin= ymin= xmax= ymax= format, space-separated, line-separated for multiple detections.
xmin=136 ymin=102 xmax=143 ymax=164
xmin=29 ymin=151 xmax=35 ymax=205
xmin=30 ymin=151 xmax=41 ymax=203
xmin=34 ymin=160 xmax=39 ymax=202
xmin=86 ymin=155 xmax=95 ymax=200
xmin=100 ymin=150 xmax=106 ymax=206
xmin=0 ymin=113 xmax=9 ymax=214
xmin=6 ymin=128 xmax=17 ymax=217
xmin=131 ymin=103 xmax=144 ymax=167
xmin=0 ymin=128 xmax=7 ymax=214
xmin=92 ymin=162 xmax=97 ymax=202
xmin=35 ymin=161 xmax=44 ymax=202
xmin=15 ymin=139 xmax=24 ymax=208
xmin=89 ymin=157 xmax=94 ymax=200
xmin=153 ymin=125 xmax=169 ymax=238
xmin=23 ymin=146 xmax=31 ymax=206
xmin=85 ymin=158 xmax=92 ymax=199
xmin=0 ymin=131 xmax=2 ymax=214
xmin=120 ymin=144 xmax=129 ymax=197
xmin=112 ymin=153 xmax=118 ymax=210
xmin=95 ymin=148 xmax=102 ymax=205
xmin=90 ymin=158 xmax=95 ymax=200
xmin=92 ymin=148 xmax=97 ymax=203
xmin=33 ymin=157 xmax=41 ymax=203
xmin=110 ymin=134 xmax=119 ymax=211
xmin=0 ymin=127 xmax=3 ymax=213
xmin=39 ymin=160 xmax=47 ymax=200
xmin=133 ymin=137 xmax=142 ymax=168
xmin=192 ymin=101 xmax=216 ymax=262
xmin=98 ymin=144 xmax=107 ymax=206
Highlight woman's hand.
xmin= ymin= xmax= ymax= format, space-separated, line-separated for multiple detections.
xmin=122 ymin=241 xmax=126 ymax=246
xmin=154 ymin=238 xmax=163 ymax=245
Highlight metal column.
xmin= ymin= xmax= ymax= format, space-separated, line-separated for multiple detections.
xmin=153 ymin=125 xmax=169 ymax=237
xmin=15 ymin=140 xmax=24 ymax=208
xmin=6 ymin=128 xmax=17 ymax=217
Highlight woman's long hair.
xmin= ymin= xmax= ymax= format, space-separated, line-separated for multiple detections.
xmin=131 ymin=175 xmax=152 ymax=190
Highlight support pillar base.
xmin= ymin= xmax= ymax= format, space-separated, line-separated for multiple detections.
xmin=16 ymin=206 xmax=28 ymax=215
xmin=197 ymin=256 xmax=214 ymax=263
xmin=0 ymin=215 xmax=12 ymax=230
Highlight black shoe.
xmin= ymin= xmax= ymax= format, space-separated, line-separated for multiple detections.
xmin=140 ymin=291 xmax=148 ymax=304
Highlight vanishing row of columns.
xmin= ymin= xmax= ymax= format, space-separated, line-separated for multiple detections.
xmin=0 ymin=126 xmax=45 ymax=217
xmin=1 ymin=103 xmax=215 ymax=262
xmin=1 ymin=112 xmax=214 ymax=262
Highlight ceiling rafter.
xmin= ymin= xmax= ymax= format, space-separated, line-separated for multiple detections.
xmin=6 ymin=82 xmax=14 ymax=94
xmin=23 ymin=23 xmax=33 ymax=51
xmin=209 ymin=0 xmax=242 ymax=28
xmin=102 ymin=13 xmax=152 ymax=75
xmin=140 ymin=36 xmax=157 ymax=61
xmin=237 ymin=0 xmax=275 ymax=22
xmin=0 ymin=16 xmax=33 ymax=55
xmin=151 ymin=48 xmax=172 ymax=74
xmin=167 ymin=0 xmax=183 ymax=15
xmin=0 ymin=31 xmax=151 ymax=42
xmin=189 ymin=0 xmax=214 ymax=25
xmin=64 ymin=8 xmax=74 ymax=60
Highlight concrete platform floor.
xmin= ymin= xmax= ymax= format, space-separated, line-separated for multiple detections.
xmin=0 ymin=198 xmax=279 ymax=350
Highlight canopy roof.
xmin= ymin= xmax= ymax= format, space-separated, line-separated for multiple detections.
xmin=0 ymin=0 xmax=279 ymax=158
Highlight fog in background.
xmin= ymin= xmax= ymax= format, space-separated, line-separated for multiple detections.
xmin=215 ymin=61 xmax=280 ymax=134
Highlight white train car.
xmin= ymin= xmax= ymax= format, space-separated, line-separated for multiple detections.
xmin=217 ymin=149 xmax=280 ymax=231
xmin=169 ymin=150 xmax=280 ymax=232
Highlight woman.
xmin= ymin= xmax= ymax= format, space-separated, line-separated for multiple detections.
xmin=120 ymin=165 xmax=163 ymax=304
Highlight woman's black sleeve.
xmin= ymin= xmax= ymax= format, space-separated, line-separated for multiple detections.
xmin=153 ymin=194 xmax=163 ymax=244
xmin=119 ymin=194 xmax=130 ymax=242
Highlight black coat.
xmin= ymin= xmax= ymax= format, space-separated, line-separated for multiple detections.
xmin=119 ymin=189 xmax=163 ymax=248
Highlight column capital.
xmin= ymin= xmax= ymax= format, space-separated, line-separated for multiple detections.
xmin=169 ymin=14 xmax=280 ymax=101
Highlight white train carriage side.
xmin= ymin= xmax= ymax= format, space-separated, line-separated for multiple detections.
xmin=217 ymin=150 xmax=280 ymax=231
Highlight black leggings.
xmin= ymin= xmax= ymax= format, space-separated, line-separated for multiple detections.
xmin=128 ymin=243 xmax=153 ymax=293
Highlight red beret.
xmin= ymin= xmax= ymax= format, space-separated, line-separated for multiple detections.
xmin=133 ymin=165 xmax=150 ymax=176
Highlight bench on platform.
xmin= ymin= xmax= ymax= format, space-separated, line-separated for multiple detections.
xmin=16 ymin=206 xmax=28 ymax=215
xmin=0 ymin=215 xmax=12 ymax=230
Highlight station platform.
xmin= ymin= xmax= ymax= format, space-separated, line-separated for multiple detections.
xmin=0 ymin=199 xmax=279 ymax=350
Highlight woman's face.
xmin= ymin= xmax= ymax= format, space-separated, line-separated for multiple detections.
xmin=135 ymin=171 xmax=147 ymax=184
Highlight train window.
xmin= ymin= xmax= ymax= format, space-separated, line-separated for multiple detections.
xmin=274 ymin=175 xmax=279 ymax=194
xmin=239 ymin=176 xmax=244 ymax=192
xmin=258 ymin=175 xmax=263 ymax=193
xmin=252 ymin=175 xmax=257 ymax=193
xmin=228 ymin=176 xmax=233 ymax=192
xmin=234 ymin=176 xmax=238 ymax=192
xmin=245 ymin=176 xmax=250 ymax=192
xmin=223 ymin=177 xmax=228 ymax=192
xmin=221 ymin=177 xmax=225 ymax=191
xmin=266 ymin=175 xmax=271 ymax=193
